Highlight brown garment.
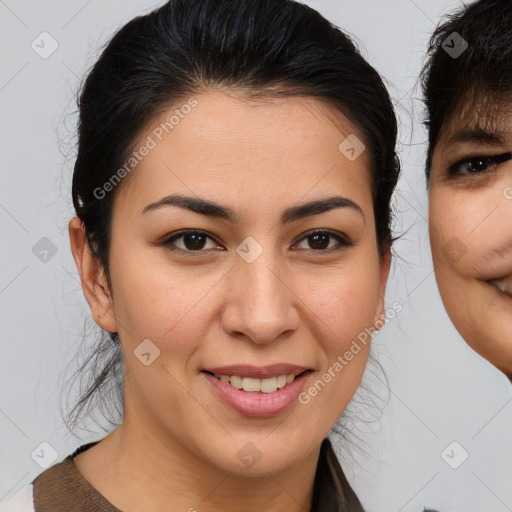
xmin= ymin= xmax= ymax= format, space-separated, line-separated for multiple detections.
xmin=32 ymin=437 xmax=365 ymax=512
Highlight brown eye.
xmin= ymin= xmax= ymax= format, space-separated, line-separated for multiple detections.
xmin=161 ymin=229 xmax=352 ymax=256
xmin=294 ymin=230 xmax=352 ymax=252
xmin=163 ymin=230 xmax=223 ymax=253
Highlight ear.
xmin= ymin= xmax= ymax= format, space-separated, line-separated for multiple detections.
xmin=374 ymin=248 xmax=391 ymax=328
xmin=68 ymin=217 xmax=117 ymax=333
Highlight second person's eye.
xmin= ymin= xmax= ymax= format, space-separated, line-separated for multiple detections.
xmin=450 ymin=152 xmax=512 ymax=175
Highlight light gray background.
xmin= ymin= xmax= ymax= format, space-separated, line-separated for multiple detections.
xmin=1 ymin=0 xmax=511 ymax=511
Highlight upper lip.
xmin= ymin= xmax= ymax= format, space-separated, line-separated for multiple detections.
xmin=488 ymin=272 xmax=512 ymax=281
xmin=202 ymin=364 xmax=310 ymax=379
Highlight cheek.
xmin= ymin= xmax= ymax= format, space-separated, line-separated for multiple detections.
xmin=430 ymin=186 xmax=512 ymax=283
xmin=295 ymin=274 xmax=377 ymax=421
xmin=430 ymin=190 xmax=473 ymax=246
xmin=298 ymin=256 xmax=382 ymax=356
xmin=108 ymin=243 xmax=221 ymax=352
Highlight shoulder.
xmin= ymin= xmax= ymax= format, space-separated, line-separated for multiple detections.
xmin=30 ymin=440 xmax=122 ymax=512
xmin=0 ymin=484 xmax=35 ymax=512
xmin=0 ymin=441 xmax=102 ymax=512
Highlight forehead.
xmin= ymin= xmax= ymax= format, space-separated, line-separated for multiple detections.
xmin=148 ymin=90 xmax=364 ymax=157
xmin=116 ymin=91 xmax=373 ymax=210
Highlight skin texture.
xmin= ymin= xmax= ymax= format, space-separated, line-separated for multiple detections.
xmin=69 ymin=90 xmax=390 ymax=512
xmin=429 ymin=104 xmax=512 ymax=376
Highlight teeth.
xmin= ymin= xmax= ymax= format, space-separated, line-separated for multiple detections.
xmin=230 ymin=375 xmax=243 ymax=389
xmin=260 ymin=377 xmax=277 ymax=393
xmin=495 ymin=280 xmax=507 ymax=293
xmin=490 ymin=278 xmax=512 ymax=295
xmin=276 ymin=375 xmax=287 ymax=388
xmin=214 ymin=373 xmax=301 ymax=393
xmin=243 ymin=377 xmax=261 ymax=392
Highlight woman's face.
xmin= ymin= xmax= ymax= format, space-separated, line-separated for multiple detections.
xmin=87 ymin=91 xmax=389 ymax=475
xmin=429 ymin=102 xmax=512 ymax=375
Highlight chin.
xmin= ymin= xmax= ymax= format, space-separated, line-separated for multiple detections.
xmin=196 ymin=434 xmax=319 ymax=477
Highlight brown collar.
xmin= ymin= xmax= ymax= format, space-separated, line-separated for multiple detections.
xmin=32 ymin=437 xmax=363 ymax=512
xmin=32 ymin=441 xmax=122 ymax=512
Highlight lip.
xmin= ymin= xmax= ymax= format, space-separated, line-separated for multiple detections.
xmin=202 ymin=364 xmax=310 ymax=379
xmin=202 ymin=368 xmax=313 ymax=417
xmin=489 ymin=272 xmax=512 ymax=282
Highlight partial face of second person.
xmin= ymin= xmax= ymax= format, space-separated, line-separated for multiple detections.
xmin=429 ymin=100 xmax=512 ymax=375
xmin=74 ymin=91 xmax=390 ymax=477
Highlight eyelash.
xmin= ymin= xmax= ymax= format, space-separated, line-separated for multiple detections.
xmin=448 ymin=152 xmax=512 ymax=176
xmin=161 ymin=229 xmax=353 ymax=256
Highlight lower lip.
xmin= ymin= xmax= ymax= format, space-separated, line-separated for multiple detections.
xmin=202 ymin=371 xmax=312 ymax=417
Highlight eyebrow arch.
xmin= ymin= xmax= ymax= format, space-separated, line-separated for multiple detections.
xmin=446 ymin=127 xmax=506 ymax=146
xmin=141 ymin=193 xmax=365 ymax=224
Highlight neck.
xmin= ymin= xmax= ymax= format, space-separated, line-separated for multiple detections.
xmin=74 ymin=414 xmax=321 ymax=512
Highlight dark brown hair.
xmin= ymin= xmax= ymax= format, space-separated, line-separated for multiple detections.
xmin=422 ymin=0 xmax=512 ymax=179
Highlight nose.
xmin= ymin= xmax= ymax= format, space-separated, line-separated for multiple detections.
xmin=220 ymin=246 xmax=300 ymax=345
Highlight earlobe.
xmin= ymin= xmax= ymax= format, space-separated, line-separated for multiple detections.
xmin=68 ymin=217 xmax=117 ymax=333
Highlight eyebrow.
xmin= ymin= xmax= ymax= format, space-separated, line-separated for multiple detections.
xmin=141 ymin=193 xmax=365 ymax=224
xmin=445 ymin=127 xmax=507 ymax=146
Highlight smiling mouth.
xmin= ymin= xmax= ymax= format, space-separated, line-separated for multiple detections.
xmin=202 ymin=370 xmax=310 ymax=393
